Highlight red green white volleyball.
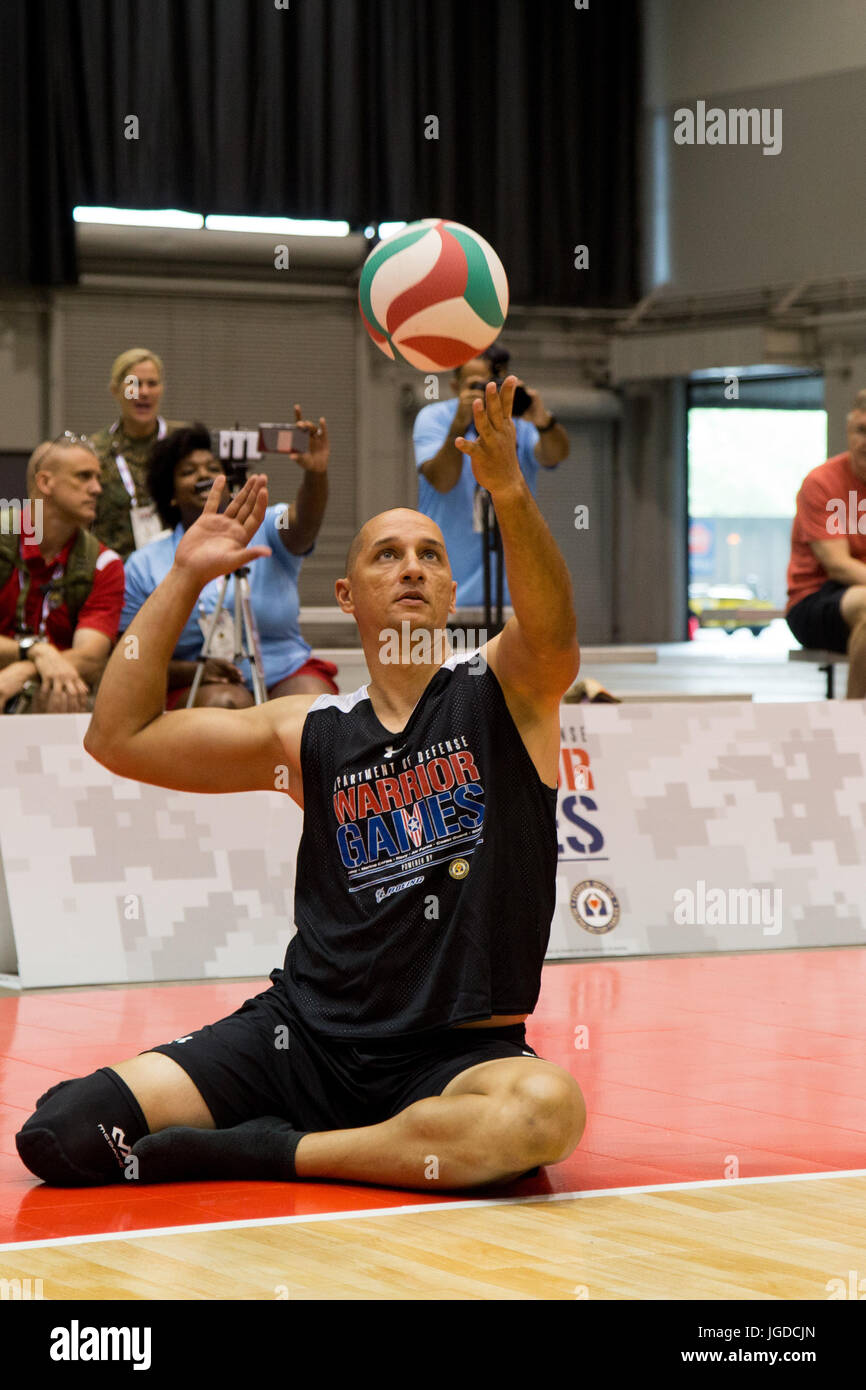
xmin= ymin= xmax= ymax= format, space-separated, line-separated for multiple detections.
xmin=358 ymin=219 xmax=509 ymax=372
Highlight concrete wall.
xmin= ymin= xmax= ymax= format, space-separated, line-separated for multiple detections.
xmin=0 ymin=300 xmax=45 ymax=451
xmin=643 ymin=0 xmax=866 ymax=295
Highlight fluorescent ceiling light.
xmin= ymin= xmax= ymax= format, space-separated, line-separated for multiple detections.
xmin=378 ymin=221 xmax=408 ymax=238
xmin=205 ymin=215 xmax=350 ymax=236
xmin=73 ymin=207 xmax=203 ymax=229
xmin=74 ymin=207 xmax=358 ymax=237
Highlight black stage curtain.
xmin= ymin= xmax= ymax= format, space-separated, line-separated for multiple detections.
xmin=0 ymin=0 xmax=640 ymax=306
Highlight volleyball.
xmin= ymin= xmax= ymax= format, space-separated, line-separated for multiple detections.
xmin=358 ymin=218 xmax=509 ymax=372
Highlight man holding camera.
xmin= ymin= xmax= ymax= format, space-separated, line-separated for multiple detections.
xmin=414 ymin=343 xmax=569 ymax=607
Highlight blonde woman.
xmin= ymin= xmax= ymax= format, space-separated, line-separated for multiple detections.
xmin=91 ymin=348 xmax=184 ymax=559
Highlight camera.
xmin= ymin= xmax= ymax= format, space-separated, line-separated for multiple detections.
xmin=485 ymin=378 xmax=533 ymax=417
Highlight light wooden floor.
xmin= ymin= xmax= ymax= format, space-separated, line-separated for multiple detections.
xmin=5 ymin=953 xmax=864 ymax=1299
xmin=2 ymin=1174 xmax=863 ymax=1300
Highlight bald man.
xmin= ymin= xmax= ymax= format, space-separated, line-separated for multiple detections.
xmin=0 ymin=435 xmax=124 ymax=713
xmin=17 ymin=379 xmax=586 ymax=1192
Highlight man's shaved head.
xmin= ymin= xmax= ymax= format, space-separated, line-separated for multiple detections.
xmin=22 ymin=437 xmax=102 ymax=531
xmin=344 ymin=508 xmax=446 ymax=579
xmin=26 ymin=441 xmax=58 ymax=494
xmin=344 ymin=528 xmax=366 ymax=581
xmin=336 ymin=507 xmax=457 ymax=661
xmin=26 ymin=437 xmax=98 ymax=495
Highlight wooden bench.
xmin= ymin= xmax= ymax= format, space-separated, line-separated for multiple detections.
xmin=695 ymin=607 xmax=786 ymax=633
xmin=617 ymin=691 xmax=753 ymax=703
xmin=788 ymin=648 xmax=848 ymax=698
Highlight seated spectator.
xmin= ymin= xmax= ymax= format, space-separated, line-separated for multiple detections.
xmin=413 ymin=342 xmax=569 ymax=606
xmin=122 ymin=417 xmax=338 ymax=708
xmin=787 ymin=389 xmax=866 ymax=698
xmin=0 ymin=434 xmax=124 ymax=713
xmin=90 ymin=348 xmax=185 ymax=560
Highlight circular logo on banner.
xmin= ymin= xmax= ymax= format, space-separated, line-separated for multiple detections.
xmin=570 ymin=880 xmax=620 ymax=934
xmin=449 ymin=858 xmax=470 ymax=880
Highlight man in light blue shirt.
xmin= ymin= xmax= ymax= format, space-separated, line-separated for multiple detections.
xmin=413 ymin=344 xmax=569 ymax=606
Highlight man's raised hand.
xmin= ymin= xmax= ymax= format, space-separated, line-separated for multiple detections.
xmin=454 ymin=376 xmax=522 ymax=495
xmin=174 ymin=473 xmax=272 ymax=586
xmin=289 ymin=403 xmax=329 ymax=474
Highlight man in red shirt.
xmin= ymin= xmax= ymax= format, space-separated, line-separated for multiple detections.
xmin=0 ymin=434 xmax=124 ymax=712
xmin=786 ymin=391 xmax=866 ymax=698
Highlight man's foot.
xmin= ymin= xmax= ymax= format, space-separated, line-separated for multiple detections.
xmin=131 ymin=1116 xmax=306 ymax=1183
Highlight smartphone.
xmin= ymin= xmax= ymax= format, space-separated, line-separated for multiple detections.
xmin=258 ymin=423 xmax=311 ymax=454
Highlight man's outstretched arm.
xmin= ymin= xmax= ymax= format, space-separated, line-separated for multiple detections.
xmin=455 ymin=377 xmax=579 ymax=710
xmin=84 ymin=474 xmax=306 ymax=797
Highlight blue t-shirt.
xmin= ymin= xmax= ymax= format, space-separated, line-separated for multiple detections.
xmin=122 ymin=504 xmax=312 ymax=690
xmin=413 ymin=399 xmax=542 ymax=606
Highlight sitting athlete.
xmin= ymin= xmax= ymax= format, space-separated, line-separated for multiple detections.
xmin=16 ymin=378 xmax=586 ymax=1191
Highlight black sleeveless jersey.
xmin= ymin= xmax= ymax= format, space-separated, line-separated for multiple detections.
xmin=280 ymin=650 xmax=558 ymax=1037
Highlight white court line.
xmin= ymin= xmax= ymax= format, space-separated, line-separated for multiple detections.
xmin=1 ymin=1165 xmax=865 ymax=1254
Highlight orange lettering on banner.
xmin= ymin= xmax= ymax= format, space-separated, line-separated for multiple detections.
xmin=559 ymin=747 xmax=594 ymax=792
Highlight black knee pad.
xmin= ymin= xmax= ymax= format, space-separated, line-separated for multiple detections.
xmin=34 ymin=1076 xmax=77 ymax=1109
xmin=16 ymin=1068 xmax=150 ymax=1187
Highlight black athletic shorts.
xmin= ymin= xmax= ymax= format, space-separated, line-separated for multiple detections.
xmin=786 ymin=581 xmax=850 ymax=654
xmin=147 ymin=969 xmax=544 ymax=1133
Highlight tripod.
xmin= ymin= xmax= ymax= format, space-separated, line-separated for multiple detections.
xmin=186 ymin=565 xmax=267 ymax=708
xmin=479 ymin=487 xmax=505 ymax=636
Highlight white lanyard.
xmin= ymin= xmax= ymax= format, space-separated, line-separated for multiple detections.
xmin=110 ymin=417 xmax=167 ymax=501
xmin=38 ymin=564 xmax=65 ymax=636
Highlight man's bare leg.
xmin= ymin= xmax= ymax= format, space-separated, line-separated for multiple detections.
xmin=293 ymin=1057 xmax=586 ymax=1190
xmin=840 ymin=587 xmax=866 ymax=698
xmin=116 ymin=1054 xmax=583 ymax=1192
xmin=110 ymin=1053 xmax=216 ymax=1131
xmin=268 ymin=673 xmax=335 ymax=698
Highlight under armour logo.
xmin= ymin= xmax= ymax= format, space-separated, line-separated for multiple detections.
xmin=384 ymin=744 xmax=405 ymax=758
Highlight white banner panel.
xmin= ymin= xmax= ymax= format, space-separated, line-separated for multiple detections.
xmin=0 ymin=716 xmax=301 ymax=989
xmin=1 ymin=703 xmax=864 ymax=987
xmin=554 ymin=700 xmax=866 ymax=957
